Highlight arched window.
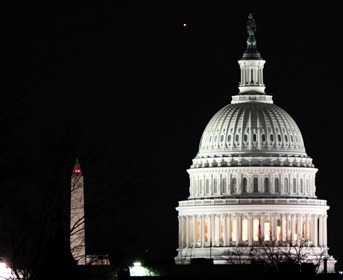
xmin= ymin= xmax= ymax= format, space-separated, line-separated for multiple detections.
xmin=261 ymin=133 xmax=266 ymax=142
xmin=243 ymin=134 xmax=248 ymax=143
xmin=222 ymin=178 xmax=227 ymax=193
xmin=231 ymin=178 xmax=237 ymax=194
xmin=242 ymin=177 xmax=248 ymax=193
xmin=274 ymin=178 xmax=279 ymax=193
xmin=253 ymin=178 xmax=258 ymax=192
xmin=235 ymin=134 xmax=240 ymax=142
xmin=284 ymin=178 xmax=289 ymax=194
xmin=213 ymin=178 xmax=218 ymax=194
xmin=269 ymin=134 xmax=274 ymax=142
xmin=293 ymin=178 xmax=297 ymax=193
xmin=264 ymin=178 xmax=269 ymax=193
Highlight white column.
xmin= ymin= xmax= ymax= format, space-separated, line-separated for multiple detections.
xmin=238 ymin=214 xmax=241 ymax=245
xmin=297 ymin=214 xmax=303 ymax=244
xmin=270 ymin=214 xmax=274 ymax=241
xmin=248 ymin=213 xmax=253 ymax=246
xmin=291 ymin=214 xmax=295 ymax=244
xmin=305 ymin=214 xmax=311 ymax=244
xmin=242 ymin=67 xmax=245 ymax=85
xmin=223 ymin=214 xmax=227 ymax=246
xmin=323 ymin=215 xmax=328 ymax=247
xmin=183 ymin=216 xmax=187 ymax=248
xmin=208 ymin=215 xmax=212 ymax=247
xmin=193 ymin=215 xmax=197 ymax=248
xmin=211 ymin=215 xmax=216 ymax=246
xmin=227 ymin=214 xmax=231 ymax=245
xmin=324 ymin=215 xmax=328 ymax=247
xmin=219 ymin=174 xmax=222 ymax=195
xmin=185 ymin=216 xmax=190 ymax=248
xmin=312 ymin=214 xmax=318 ymax=247
xmin=260 ymin=214 xmax=265 ymax=241
xmin=319 ymin=215 xmax=323 ymax=247
xmin=201 ymin=215 xmax=205 ymax=247
xmin=236 ymin=214 xmax=241 ymax=245
xmin=285 ymin=214 xmax=290 ymax=241
xmin=281 ymin=214 xmax=286 ymax=241
xmin=212 ymin=214 xmax=216 ymax=246
xmin=318 ymin=214 xmax=326 ymax=247
xmin=216 ymin=215 xmax=221 ymax=246
xmin=273 ymin=213 xmax=278 ymax=241
xmin=180 ymin=216 xmax=186 ymax=248
xmin=178 ymin=216 xmax=182 ymax=248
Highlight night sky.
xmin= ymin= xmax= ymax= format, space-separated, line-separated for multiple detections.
xmin=2 ymin=0 xmax=343 ymax=269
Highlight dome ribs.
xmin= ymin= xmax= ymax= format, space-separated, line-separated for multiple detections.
xmin=197 ymin=101 xmax=307 ymax=161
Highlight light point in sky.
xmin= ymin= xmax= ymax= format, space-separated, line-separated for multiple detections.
xmin=183 ymin=23 xmax=187 ymax=27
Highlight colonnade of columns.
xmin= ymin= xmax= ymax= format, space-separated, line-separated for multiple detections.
xmin=239 ymin=62 xmax=264 ymax=86
xmin=178 ymin=213 xmax=327 ymax=249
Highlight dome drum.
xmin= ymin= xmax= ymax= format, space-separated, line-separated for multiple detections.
xmin=187 ymin=166 xmax=317 ymax=199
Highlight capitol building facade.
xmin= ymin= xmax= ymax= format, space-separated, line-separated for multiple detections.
xmin=175 ymin=15 xmax=336 ymax=272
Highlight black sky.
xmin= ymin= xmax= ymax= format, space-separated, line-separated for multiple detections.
xmin=2 ymin=0 xmax=343 ymax=268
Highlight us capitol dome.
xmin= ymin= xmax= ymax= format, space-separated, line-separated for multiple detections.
xmin=175 ymin=14 xmax=336 ymax=272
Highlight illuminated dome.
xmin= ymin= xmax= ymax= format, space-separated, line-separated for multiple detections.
xmin=198 ymin=100 xmax=306 ymax=157
xmin=175 ymin=14 xmax=336 ymax=273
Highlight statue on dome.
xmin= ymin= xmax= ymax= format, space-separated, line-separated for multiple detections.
xmin=246 ymin=13 xmax=256 ymax=37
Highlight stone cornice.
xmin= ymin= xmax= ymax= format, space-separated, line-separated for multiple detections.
xmin=178 ymin=198 xmax=327 ymax=208
xmin=191 ymin=155 xmax=314 ymax=168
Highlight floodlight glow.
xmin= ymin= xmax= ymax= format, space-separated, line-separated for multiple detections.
xmin=129 ymin=261 xmax=157 ymax=277
xmin=0 ymin=261 xmax=13 ymax=279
